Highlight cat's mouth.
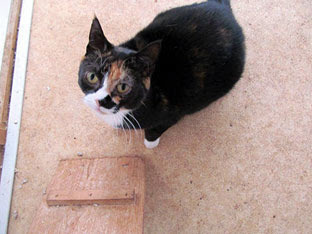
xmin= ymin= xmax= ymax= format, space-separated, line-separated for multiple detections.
xmin=97 ymin=106 xmax=112 ymax=115
xmin=83 ymin=97 xmax=116 ymax=115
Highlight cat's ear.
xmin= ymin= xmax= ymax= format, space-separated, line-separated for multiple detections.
xmin=136 ymin=40 xmax=161 ymax=64
xmin=86 ymin=16 xmax=113 ymax=55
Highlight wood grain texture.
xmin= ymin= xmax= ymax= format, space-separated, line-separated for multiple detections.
xmin=0 ymin=0 xmax=22 ymax=145
xmin=0 ymin=123 xmax=6 ymax=146
xmin=28 ymin=157 xmax=145 ymax=234
xmin=47 ymin=189 xmax=135 ymax=206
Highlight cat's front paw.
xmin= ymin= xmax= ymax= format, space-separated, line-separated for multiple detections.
xmin=144 ymin=138 xmax=160 ymax=149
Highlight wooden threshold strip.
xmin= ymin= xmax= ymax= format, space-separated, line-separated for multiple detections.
xmin=47 ymin=189 xmax=136 ymax=206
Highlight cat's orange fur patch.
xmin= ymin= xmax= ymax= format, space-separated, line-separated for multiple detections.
xmin=113 ymin=96 xmax=121 ymax=104
xmin=143 ymin=77 xmax=151 ymax=89
xmin=107 ymin=61 xmax=124 ymax=92
xmin=109 ymin=62 xmax=122 ymax=81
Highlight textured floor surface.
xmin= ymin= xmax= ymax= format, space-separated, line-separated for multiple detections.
xmin=8 ymin=0 xmax=312 ymax=233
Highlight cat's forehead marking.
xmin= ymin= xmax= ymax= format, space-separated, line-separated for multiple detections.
xmin=106 ymin=61 xmax=126 ymax=93
xmin=109 ymin=62 xmax=123 ymax=81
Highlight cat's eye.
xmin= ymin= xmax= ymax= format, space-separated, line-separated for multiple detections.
xmin=86 ymin=72 xmax=98 ymax=84
xmin=117 ymin=83 xmax=130 ymax=94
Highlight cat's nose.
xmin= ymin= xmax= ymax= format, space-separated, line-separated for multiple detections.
xmin=98 ymin=96 xmax=116 ymax=109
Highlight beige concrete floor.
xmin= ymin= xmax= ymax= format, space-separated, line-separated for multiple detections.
xmin=9 ymin=0 xmax=312 ymax=233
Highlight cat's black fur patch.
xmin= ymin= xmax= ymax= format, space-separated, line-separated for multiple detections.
xmin=78 ymin=0 xmax=245 ymax=142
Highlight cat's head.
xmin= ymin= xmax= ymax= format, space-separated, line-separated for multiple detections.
xmin=78 ymin=17 xmax=161 ymax=127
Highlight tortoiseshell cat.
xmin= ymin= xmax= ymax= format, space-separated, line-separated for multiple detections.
xmin=78 ymin=0 xmax=245 ymax=148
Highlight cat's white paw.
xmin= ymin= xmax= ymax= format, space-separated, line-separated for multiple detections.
xmin=144 ymin=138 xmax=160 ymax=149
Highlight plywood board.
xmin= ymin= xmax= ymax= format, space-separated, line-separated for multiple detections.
xmin=28 ymin=157 xmax=145 ymax=234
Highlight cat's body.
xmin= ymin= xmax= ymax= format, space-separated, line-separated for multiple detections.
xmin=78 ymin=0 xmax=245 ymax=148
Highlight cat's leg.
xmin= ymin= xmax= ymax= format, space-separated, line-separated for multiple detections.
xmin=144 ymin=124 xmax=171 ymax=149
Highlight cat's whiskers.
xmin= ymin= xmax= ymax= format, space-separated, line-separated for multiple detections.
xmin=123 ymin=114 xmax=138 ymax=137
xmin=115 ymin=116 xmax=120 ymax=137
xmin=120 ymin=113 xmax=132 ymax=146
xmin=128 ymin=112 xmax=142 ymax=130
xmin=111 ymin=114 xmax=118 ymax=143
xmin=116 ymin=112 xmax=130 ymax=146
xmin=127 ymin=112 xmax=143 ymax=138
